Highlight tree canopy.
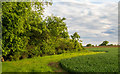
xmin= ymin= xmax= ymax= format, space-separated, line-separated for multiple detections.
xmin=86 ymin=44 xmax=92 ymax=47
xmin=99 ymin=41 xmax=109 ymax=46
xmin=71 ymin=32 xmax=80 ymax=41
xmin=2 ymin=2 xmax=84 ymax=61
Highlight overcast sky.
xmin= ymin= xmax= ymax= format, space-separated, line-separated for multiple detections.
xmin=44 ymin=0 xmax=119 ymax=46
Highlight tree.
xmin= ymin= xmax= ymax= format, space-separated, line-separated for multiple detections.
xmin=86 ymin=44 xmax=92 ymax=47
xmin=71 ymin=32 xmax=80 ymax=41
xmin=99 ymin=41 xmax=109 ymax=46
xmin=108 ymin=44 xmax=113 ymax=46
xmin=45 ymin=15 xmax=69 ymax=39
xmin=2 ymin=1 xmax=52 ymax=60
xmin=2 ymin=1 xmax=85 ymax=61
xmin=95 ymin=44 xmax=97 ymax=47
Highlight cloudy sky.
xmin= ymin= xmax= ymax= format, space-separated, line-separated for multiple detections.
xmin=44 ymin=0 xmax=119 ymax=46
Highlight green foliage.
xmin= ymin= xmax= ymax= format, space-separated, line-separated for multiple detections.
xmin=99 ymin=41 xmax=109 ymax=46
xmin=2 ymin=2 xmax=85 ymax=61
xmin=71 ymin=32 xmax=80 ymax=41
xmin=60 ymin=47 xmax=118 ymax=72
xmin=2 ymin=47 xmax=118 ymax=72
xmin=2 ymin=2 xmax=51 ymax=60
xmin=41 ymin=40 xmax=56 ymax=55
xmin=70 ymin=32 xmax=84 ymax=51
xmin=45 ymin=15 xmax=69 ymax=38
xmin=86 ymin=44 xmax=92 ymax=47
xmin=108 ymin=44 xmax=113 ymax=46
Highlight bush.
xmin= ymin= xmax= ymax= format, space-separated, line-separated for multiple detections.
xmin=13 ymin=52 xmax=21 ymax=61
xmin=9 ymin=52 xmax=21 ymax=61
xmin=57 ymin=49 xmax=63 ymax=54
xmin=20 ymin=52 xmax=28 ymax=59
xmin=25 ymin=45 xmax=42 ymax=58
xmin=41 ymin=41 xmax=56 ymax=55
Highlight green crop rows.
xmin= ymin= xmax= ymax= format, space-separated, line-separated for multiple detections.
xmin=59 ymin=47 xmax=118 ymax=72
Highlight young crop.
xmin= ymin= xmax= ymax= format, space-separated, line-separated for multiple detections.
xmin=59 ymin=47 xmax=118 ymax=72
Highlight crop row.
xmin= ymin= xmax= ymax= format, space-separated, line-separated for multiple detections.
xmin=59 ymin=47 xmax=118 ymax=72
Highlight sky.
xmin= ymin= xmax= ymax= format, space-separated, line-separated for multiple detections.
xmin=44 ymin=0 xmax=119 ymax=46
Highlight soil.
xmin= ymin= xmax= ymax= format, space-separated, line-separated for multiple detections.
xmin=48 ymin=62 xmax=69 ymax=73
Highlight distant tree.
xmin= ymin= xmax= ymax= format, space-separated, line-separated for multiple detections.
xmin=99 ymin=41 xmax=109 ymax=46
xmin=86 ymin=44 xmax=92 ymax=47
xmin=108 ymin=44 xmax=113 ymax=46
xmin=92 ymin=45 xmax=94 ymax=47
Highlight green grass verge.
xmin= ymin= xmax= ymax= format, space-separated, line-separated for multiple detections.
xmin=59 ymin=47 xmax=118 ymax=72
xmin=2 ymin=50 xmax=104 ymax=72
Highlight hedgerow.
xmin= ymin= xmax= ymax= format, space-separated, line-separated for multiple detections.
xmin=2 ymin=2 xmax=85 ymax=61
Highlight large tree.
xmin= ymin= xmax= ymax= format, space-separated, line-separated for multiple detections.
xmin=2 ymin=1 xmax=85 ymax=61
xmin=2 ymin=1 xmax=52 ymax=60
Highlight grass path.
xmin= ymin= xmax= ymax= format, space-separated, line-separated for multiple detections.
xmin=2 ymin=51 xmax=105 ymax=72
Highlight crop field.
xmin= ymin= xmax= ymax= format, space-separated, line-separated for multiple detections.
xmin=2 ymin=50 xmax=104 ymax=72
xmin=59 ymin=47 xmax=118 ymax=72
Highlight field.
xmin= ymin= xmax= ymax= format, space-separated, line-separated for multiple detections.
xmin=2 ymin=47 xmax=118 ymax=72
xmin=60 ymin=47 xmax=118 ymax=72
xmin=2 ymin=50 xmax=103 ymax=72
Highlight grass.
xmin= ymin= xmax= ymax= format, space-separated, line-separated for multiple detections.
xmin=2 ymin=50 xmax=105 ymax=72
xmin=59 ymin=47 xmax=118 ymax=72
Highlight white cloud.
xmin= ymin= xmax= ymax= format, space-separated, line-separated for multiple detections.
xmin=52 ymin=0 xmax=119 ymax=3
xmin=102 ymin=25 xmax=111 ymax=29
xmin=44 ymin=1 xmax=118 ymax=45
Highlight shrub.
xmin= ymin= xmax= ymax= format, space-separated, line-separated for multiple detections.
xmin=57 ymin=49 xmax=63 ymax=54
xmin=9 ymin=52 xmax=21 ymax=61
xmin=20 ymin=52 xmax=28 ymax=59
xmin=41 ymin=41 xmax=56 ymax=55
xmin=13 ymin=52 xmax=21 ymax=61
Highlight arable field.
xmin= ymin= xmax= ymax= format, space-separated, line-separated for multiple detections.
xmin=2 ymin=47 xmax=118 ymax=72
xmin=60 ymin=47 xmax=118 ymax=72
xmin=2 ymin=50 xmax=104 ymax=72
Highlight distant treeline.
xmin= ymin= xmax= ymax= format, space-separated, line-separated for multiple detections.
xmin=2 ymin=2 xmax=85 ymax=61
xmin=86 ymin=41 xmax=118 ymax=47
